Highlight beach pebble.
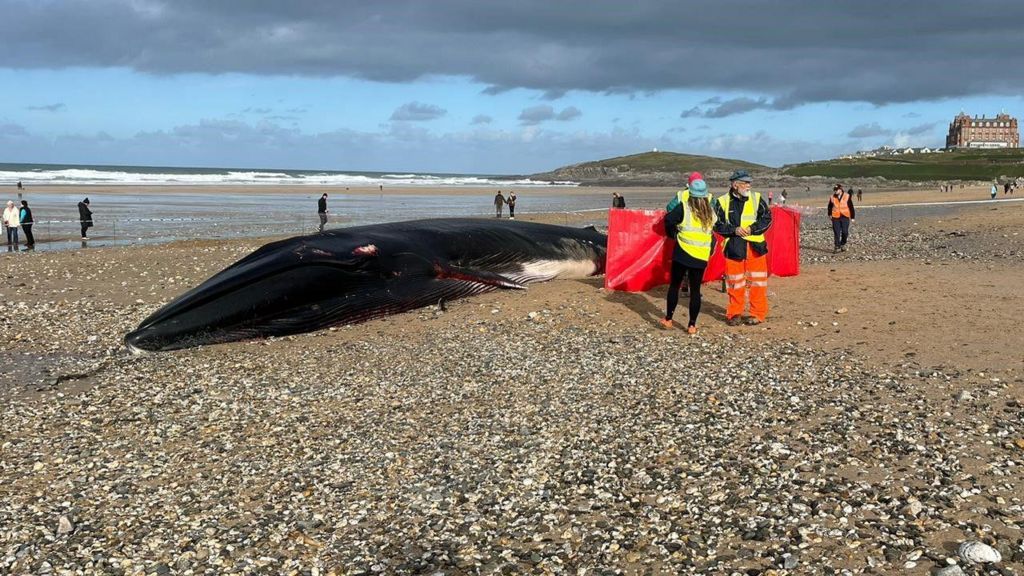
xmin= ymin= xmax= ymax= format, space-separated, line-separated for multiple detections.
xmin=935 ymin=566 xmax=966 ymax=576
xmin=957 ymin=541 xmax=1001 ymax=564
xmin=56 ymin=516 xmax=74 ymax=536
xmin=902 ymin=499 xmax=923 ymax=516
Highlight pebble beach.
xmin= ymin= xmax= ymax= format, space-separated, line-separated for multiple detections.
xmin=1 ymin=198 xmax=1023 ymax=575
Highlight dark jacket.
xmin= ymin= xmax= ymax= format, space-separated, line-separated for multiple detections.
xmin=827 ymin=192 xmax=855 ymax=220
xmin=20 ymin=206 xmax=33 ymax=224
xmin=613 ymin=196 xmax=626 ymax=208
xmin=712 ymin=191 xmax=772 ymax=261
xmin=78 ymin=202 xmax=93 ymax=224
xmin=664 ymin=199 xmax=715 ymax=268
xmin=318 ymin=197 xmax=328 ymax=213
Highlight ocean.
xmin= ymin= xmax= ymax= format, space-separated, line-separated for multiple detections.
xmin=0 ymin=162 xmax=573 ymax=187
xmin=0 ymin=163 xmax=627 ymax=253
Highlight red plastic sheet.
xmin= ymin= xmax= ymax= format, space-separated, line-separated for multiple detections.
xmin=604 ymin=206 xmax=801 ymax=292
xmin=765 ymin=206 xmax=801 ymax=277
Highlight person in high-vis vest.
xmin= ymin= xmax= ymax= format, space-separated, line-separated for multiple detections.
xmin=661 ymin=178 xmax=716 ymax=334
xmin=713 ymin=170 xmax=772 ymax=326
xmin=827 ymin=184 xmax=856 ymax=253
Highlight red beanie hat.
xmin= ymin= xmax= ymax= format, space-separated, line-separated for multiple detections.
xmin=688 ymin=171 xmax=703 ymax=185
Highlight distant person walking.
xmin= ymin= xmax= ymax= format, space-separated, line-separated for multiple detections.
xmin=828 ymin=184 xmax=855 ymax=253
xmin=317 ymin=193 xmax=329 ymax=233
xmin=19 ymin=200 xmax=34 ymax=248
xmin=661 ymin=178 xmax=715 ymax=334
xmin=78 ymin=198 xmax=93 ymax=239
xmin=507 ymin=191 xmax=517 ymax=219
xmin=991 ymin=184 xmax=998 ymax=200
xmin=494 ymin=191 xmax=505 ymax=218
xmin=780 ymin=189 xmax=788 ymax=206
xmin=17 ymin=181 xmax=23 ymax=190
xmin=714 ymin=170 xmax=772 ymax=326
xmin=857 ymin=188 xmax=863 ymax=202
xmin=3 ymin=200 xmax=19 ymax=247
xmin=1005 ymin=182 xmax=1012 ymax=195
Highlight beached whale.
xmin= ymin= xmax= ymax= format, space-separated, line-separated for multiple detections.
xmin=125 ymin=218 xmax=607 ymax=351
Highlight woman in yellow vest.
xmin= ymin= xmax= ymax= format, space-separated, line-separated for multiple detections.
xmin=661 ymin=178 xmax=715 ymax=334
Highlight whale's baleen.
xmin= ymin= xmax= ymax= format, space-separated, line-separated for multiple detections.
xmin=125 ymin=218 xmax=607 ymax=352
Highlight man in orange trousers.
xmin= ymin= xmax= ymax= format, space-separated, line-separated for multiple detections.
xmin=713 ymin=170 xmax=773 ymax=325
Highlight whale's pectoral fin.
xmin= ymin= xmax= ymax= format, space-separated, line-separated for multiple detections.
xmin=434 ymin=263 xmax=527 ymax=290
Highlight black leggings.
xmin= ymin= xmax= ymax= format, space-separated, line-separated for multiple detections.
xmin=666 ymin=261 xmax=705 ymax=326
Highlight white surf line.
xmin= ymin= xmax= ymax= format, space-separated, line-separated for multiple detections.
xmin=858 ymin=197 xmax=1024 ymax=209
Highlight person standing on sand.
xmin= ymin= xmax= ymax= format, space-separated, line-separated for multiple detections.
xmin=780 ymin=189 xmax=787 ymax=206
xmin=714 ymin=170 xmax=772 ymax=326
xmin=317 ymin=193 xmax=329 ymax=233
xmin=991 ymin=184 xmax=998 ymax=200
xmin=78 ymin=198 xmax=93 ymax=239
xmin=507 ymin=191 xmax=517 ymax=219
xmin=19 ymin=200 xmax=34 ymax=248
xmin=3 ymin=200 xmax=20 ymax=247
xmin=17 ymin=181 xmax=23 ymax=190
xmin=661 ymin=178 xmax=715 ymax=334
xmin=494 ymin=191 xmax=505 ymax=218
xmin=857 ymin=188 xmax=863 ymax=202
xmin=828 ymin=184 xmax=855 ymax=253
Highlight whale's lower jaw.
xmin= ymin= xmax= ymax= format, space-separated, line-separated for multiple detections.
xmin=126 ymin=342 xmax=149 ymax=356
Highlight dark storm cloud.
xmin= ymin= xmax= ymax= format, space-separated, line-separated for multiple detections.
xmin=389 ymin=102 xmax=447 ymax=121
xmin=3 ymin=1 xmax=1024 ymax=106
xmin=27 ymin=103 xmax=65 ymax=112
xmin=848 ymin=123 xmax=892 ymax=138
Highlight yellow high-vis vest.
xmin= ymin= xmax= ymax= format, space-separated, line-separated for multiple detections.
xmin=717 ymin=191 xmax=764 ymax=248
xmin=674 ymin=189 xmax=714 ymax=261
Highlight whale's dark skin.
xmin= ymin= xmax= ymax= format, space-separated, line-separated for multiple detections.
xmin=125 ymin=218 xmax=607 ymax=351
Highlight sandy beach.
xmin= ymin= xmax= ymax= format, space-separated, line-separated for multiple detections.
xmin=1 ymin=197 xmax=1022 ymax=575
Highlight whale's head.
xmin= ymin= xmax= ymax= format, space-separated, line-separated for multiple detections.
xmin=124 ymin=234 xmax=411 ymax=352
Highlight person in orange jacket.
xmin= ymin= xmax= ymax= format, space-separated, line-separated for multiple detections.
xmin=713 ymin=170 xmax=772 ymax=326
xmin=827 ymin=184 xmax=855 ymax=253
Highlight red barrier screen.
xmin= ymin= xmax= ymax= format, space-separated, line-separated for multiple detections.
xmin=604 ymin=206 xmax=800 ymax=292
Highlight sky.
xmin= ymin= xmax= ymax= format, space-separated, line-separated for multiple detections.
xmin=2 ymin=0 xmax=1024 ymax=174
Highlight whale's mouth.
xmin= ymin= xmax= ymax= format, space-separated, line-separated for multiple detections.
xmin=124 ymin=240 xmax=385 ymax=352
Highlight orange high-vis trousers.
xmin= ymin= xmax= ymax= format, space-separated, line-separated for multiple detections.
xmin=724 ymin=244 xmax=769 ymax=321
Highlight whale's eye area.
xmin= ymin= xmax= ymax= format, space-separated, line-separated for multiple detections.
xmin=353 ymin=244 xmax=378 ymax=256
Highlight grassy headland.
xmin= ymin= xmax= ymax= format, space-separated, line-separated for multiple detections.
xmin=783 ymin=148 xmax=1024 ymax=181
xmin=529 ymin=151 xmax=768 ymax=186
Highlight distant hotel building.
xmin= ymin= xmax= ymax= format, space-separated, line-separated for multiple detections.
xmin=946 ymin=112 xmax=1019 ymax=149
